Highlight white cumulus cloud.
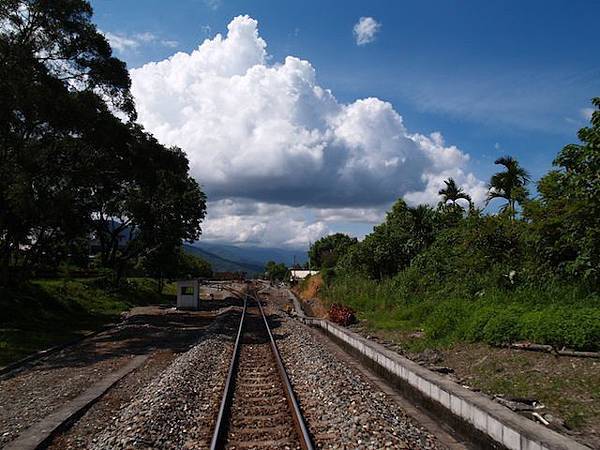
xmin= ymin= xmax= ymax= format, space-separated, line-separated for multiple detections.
xmin=130 ymin=15 xmax=484 ymax=247
xmin=204 ymin=199 xmax=329 ymax=247
xmin=353 ymin=17 xmax=381 ymax=46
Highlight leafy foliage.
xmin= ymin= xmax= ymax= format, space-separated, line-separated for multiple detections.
xmin=308 ymin=233 xmax=357 ymax=269
xmin=0 ymin=0 xmax=207 ymax=285
xmin=264 ymin=260 xmax=287 ymax=281
xmin=487 ymin=155 xmax=531 ymax=220
xmin=524 ymin=98 xmax=600 ymax=284
xmin=337 ymin=200 xmax=438 ymax=279
xmin=438 ymin=177 xmax=472 ymax=209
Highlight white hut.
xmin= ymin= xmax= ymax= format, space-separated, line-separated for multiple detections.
xmin=176 ymin=279 xmax=200 ymax=309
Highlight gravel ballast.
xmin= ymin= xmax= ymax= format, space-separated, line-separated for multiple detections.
xmin=272 ymin=312 xmax=444 ymax=449
xmin=89 ymin=314 xmax=238 ymax=449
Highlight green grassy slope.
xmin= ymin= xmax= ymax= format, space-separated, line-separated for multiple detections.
xmin=0 ymin=278 xmax=174 ymax=366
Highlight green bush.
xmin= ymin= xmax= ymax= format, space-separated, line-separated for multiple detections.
xmin=481 ymin=306 xmax=525 ymax=345
xmin=423 ymin=300 xmax=469 ymax=342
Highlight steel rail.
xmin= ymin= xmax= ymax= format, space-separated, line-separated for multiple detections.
xmin=209 ymin=294 xmax=248 ymax=450
xmin=255 ymin=292 xmax=315 ymax=450
xmin=209 ymin=286 xmax=314 ymax=450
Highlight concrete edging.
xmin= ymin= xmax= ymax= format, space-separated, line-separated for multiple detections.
xmin=288 ymin=291 xmax=589 ymax=450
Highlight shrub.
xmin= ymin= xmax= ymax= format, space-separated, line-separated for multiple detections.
xmin=329 ymin=303 xmax=357 ymax=326
xmin=481 ymin=306 xmax=525 ymax=345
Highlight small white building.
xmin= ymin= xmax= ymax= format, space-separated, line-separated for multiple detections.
xmin=176 ymin=279 xmax=200 ymax=310
xmin=289 ymin=269 xmax=319 ymax=282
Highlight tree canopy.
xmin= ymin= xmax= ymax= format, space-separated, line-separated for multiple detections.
xmin=308 ymin=233 xmax=357 ymax=269
xmin=524 ymin=97 xmax=600 ymax=284
xmin=487 ymin=155 xmax=531 ymax=220
xmin=0 ymin=0 xmax=208 ymax=286
xmin=438 ymin=178 xmax=472 ymax=209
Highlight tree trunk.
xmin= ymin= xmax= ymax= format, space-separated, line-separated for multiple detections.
xmin=114 ymin=262 xmax=125 ymax=287
xmin=0 ymin=238 xmax=10 ymax=287
xmin=157 ymin=274 xmax=164 ymax=294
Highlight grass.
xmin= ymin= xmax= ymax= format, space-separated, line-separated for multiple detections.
xmin=0 ymin=277 xmax=175 ymax=366
xmin=322 ymin=274 xmax=600 ymax=351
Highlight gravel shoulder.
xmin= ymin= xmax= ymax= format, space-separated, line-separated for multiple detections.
xmin=46 ymin=349 xmax=178 ymax=449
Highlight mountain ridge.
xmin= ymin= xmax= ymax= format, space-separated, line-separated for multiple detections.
xmin=183 ymin=244 xmax=264 ymax=274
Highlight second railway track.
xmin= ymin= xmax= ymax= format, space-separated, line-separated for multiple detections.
xmin=210 ymin=290 xmax=314 ymax=450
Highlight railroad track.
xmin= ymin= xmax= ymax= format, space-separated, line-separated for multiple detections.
xmin=210 ymin=290 xmax=314 ymax=450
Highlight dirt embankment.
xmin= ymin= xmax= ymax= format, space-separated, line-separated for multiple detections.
xmin=292 ymin=274 xmax=328 ymax=318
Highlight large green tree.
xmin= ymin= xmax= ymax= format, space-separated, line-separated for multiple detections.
xmin=91 ymin=128 xmax=206 ymax=283
xmin=0 ymin=0 xmax=206 ymax=285
xmin=265 ymin=261 xmax=288 ymax=282
xmin=525 ymin=98 xmax=600 ymax=284
xmin=338 ymin=200 xmax=437 ymax=279
xmin=309 ymin=233 xmax=357 ymax=269
xmin=0 ymin=0 xmax=134 ymax=282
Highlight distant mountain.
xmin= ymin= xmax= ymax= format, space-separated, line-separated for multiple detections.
xmin=183 ymin=244 xmax=264 ymax=275
xmin=186 ymin=241 xmax=308 ymax=274
xmin=197 ymin=241 xmax=308 ymax=266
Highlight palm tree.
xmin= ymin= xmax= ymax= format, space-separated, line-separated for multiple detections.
xmin=486 ymin=155 xmax=530 ymax=220
xmin=438 ymin=178 xmax=472 ymax=208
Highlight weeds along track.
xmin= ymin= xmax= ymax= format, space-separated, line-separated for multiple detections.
xmin=211 ymin=292 xmax=314 ymax=450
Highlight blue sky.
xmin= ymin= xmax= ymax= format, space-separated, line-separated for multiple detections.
xmin=90 ymin=0 xmax=599 ymax=247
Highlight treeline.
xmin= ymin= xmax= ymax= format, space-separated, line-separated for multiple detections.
xmin=310 ymin=99 xmax=600 ymax=350
xmin=0 ymin=0 xmax=209 ymax=288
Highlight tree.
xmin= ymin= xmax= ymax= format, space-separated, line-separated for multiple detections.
xmin=438 ymin=178 xmax=472 ymax=209
xmin=0 ymin=0 xmax=134 ymax=116
xmin=0 ymin=1 xmax=207 ymax=286
xmin=487 ymin=155 xmax=531 ymax=220
xmin=265 ymin=261 xmax=288 ymax=282
xmin=142 ymin=246 xmax=212 ymax=293
xmin=309 ymin=233 xmax=357 ymax=269
xmin=0 ymin=0 xmax=135 ymax=284
xmin=524 ymin=98 xmax=600 ymax=283
xmin=337 ymin=200 xmax=438 ymax=279
xmin=91 ymin=129 xmax=206 ymax=284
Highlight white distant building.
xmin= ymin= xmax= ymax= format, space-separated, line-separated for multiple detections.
xmin=289 ymin=269 xmax=319 ymax=282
